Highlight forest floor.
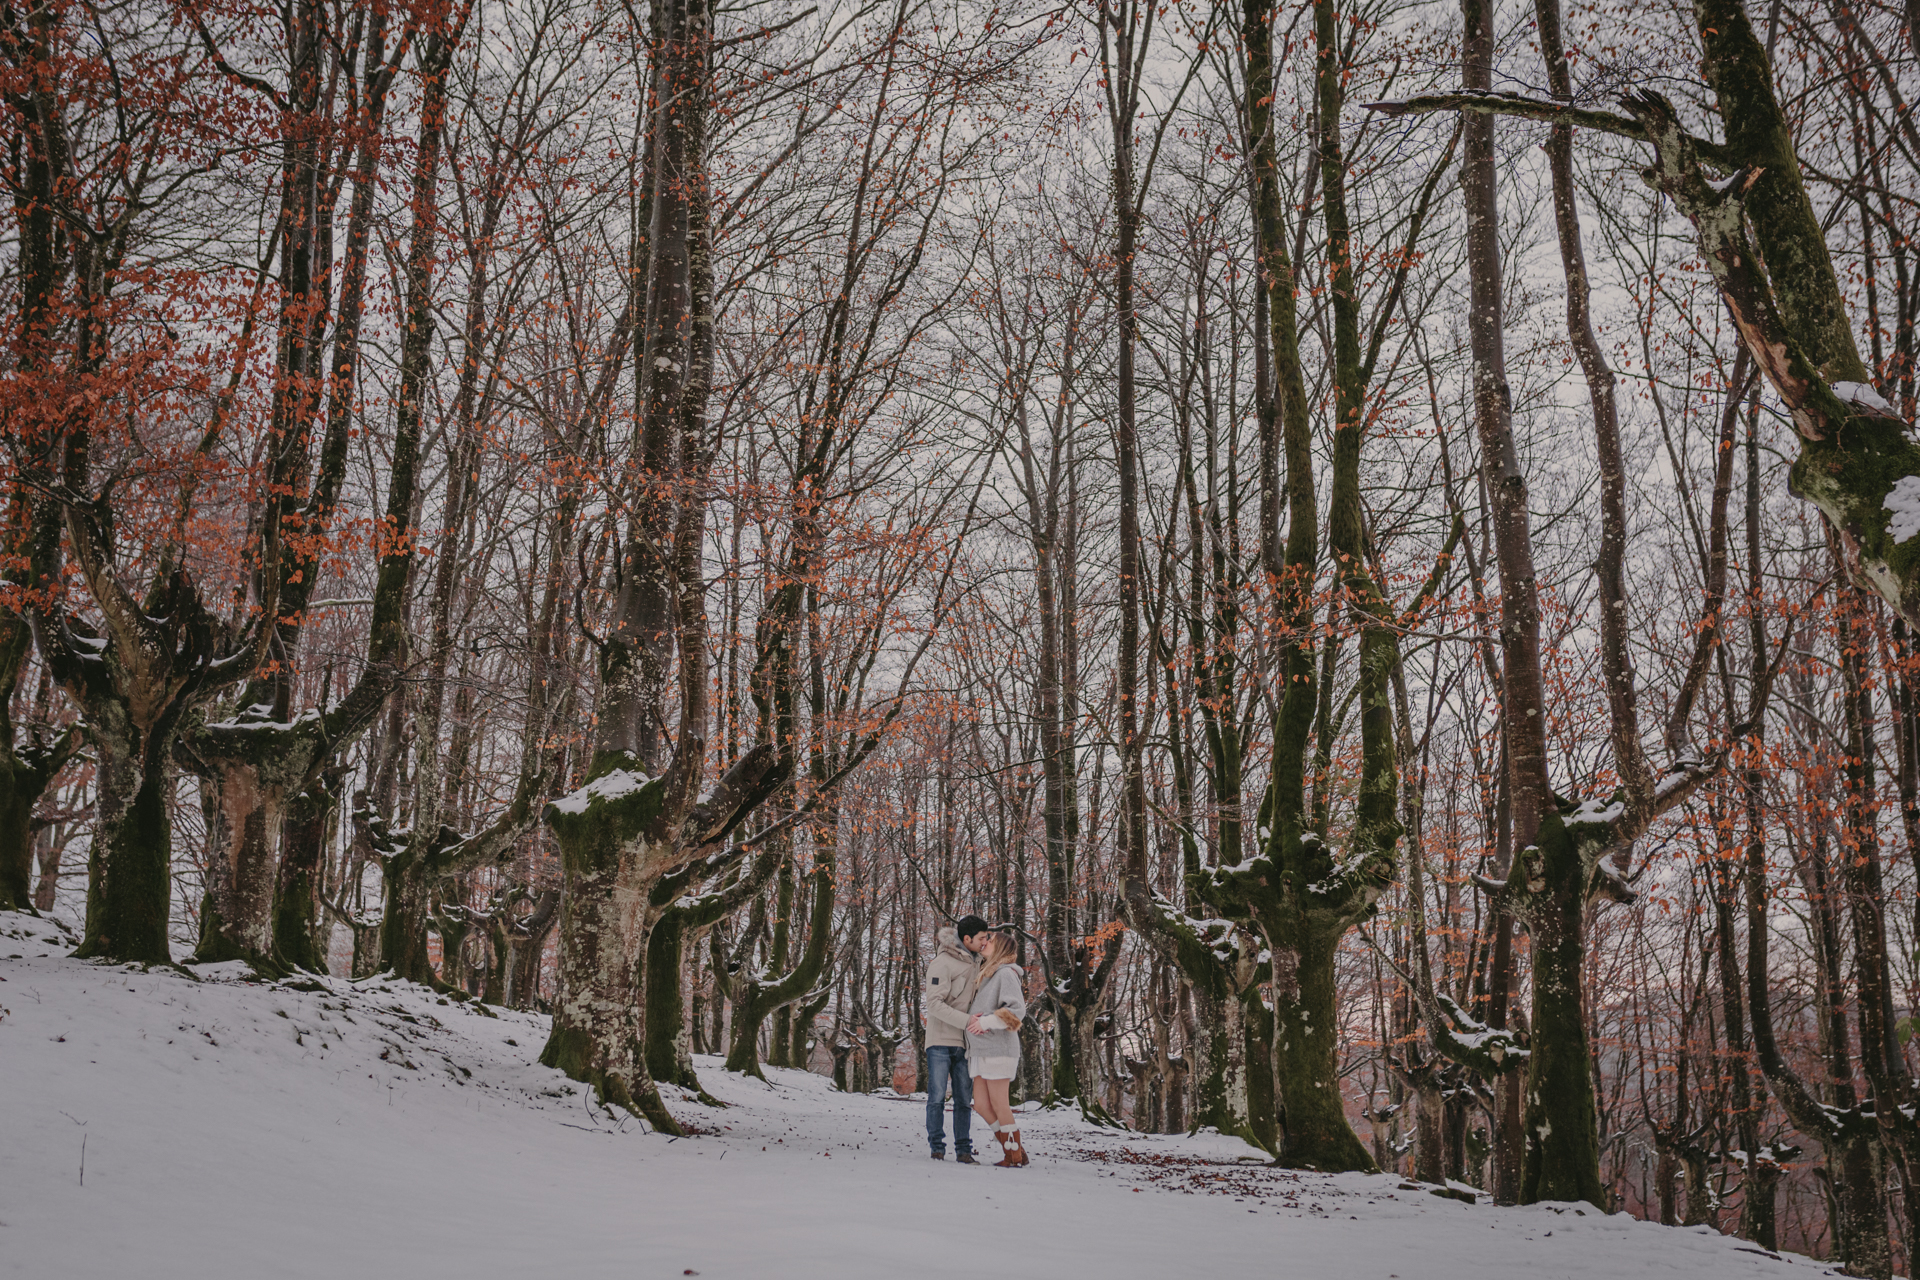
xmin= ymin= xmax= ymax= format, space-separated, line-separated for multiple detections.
xmin=0 ymin=909 xmax=1840 ymax=1280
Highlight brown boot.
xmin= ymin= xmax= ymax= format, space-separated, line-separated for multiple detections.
xmin=1007 ymin=1127 xmax=1029 ymax=1167
xmin=994 ymin=1125 xmax=1025 ymax=1167
xmin=990 ymin=1125 xmax=1012 ymax=1165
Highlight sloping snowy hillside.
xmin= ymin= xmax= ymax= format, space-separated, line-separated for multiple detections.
xmin=0 ymin=911 xmax=1835 ymax=1279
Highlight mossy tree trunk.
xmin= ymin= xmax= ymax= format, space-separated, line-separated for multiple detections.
xmin=73 ymin=698 xmax=186 ymax=963
xmin=1191 ymin=939 xmax=1276 ymax=1151
xmin=643 ymin=908 xmax=696 ymax=1089
xmin=182 ymin=724 xmax=319 ymax=970
xmin=1243 ymin=993 xmax=1279 ymax=1153
xmin=1118 ymin=768 xmax=1272 ymax=1148
xmin=643 ymin=848 xmax=777 ymax=1088
xmin=1230 ymin=0 xmax=1452 ymax=1176
xmin=792 ymin=987 xmax=829 ymax=1068
xmin=540 ymin=742 xmax=781 ymax=1128
xmin=542 ymin=770 xmax=678 ymax=1124
xmin=1269 ymin=925 xmax=1373 ymax=1171
xmin=1182 ymin=971 xmax=1238 ymax=1138
xmin=830 ymin=1036 xmax=854 ymax=1091
xmin=434 ymin=909 xmax=474 ymax=993
xmin=0 ymin=753 xmax=39 ymax=913
xmin=187 ymin=744 xmax=324 ymax=974
xmin=380 ymin=841 xmax=440 ymax=985
xmin=724 ymin=818 xmax=834 ymax=1080
xmin=1399 ymin=1061 xmax=1449 ymax=1186
xmin=0 ymin=723 xmax=75 ymax=914
xmin=538 ymin=0 xmax=756 ymax=1130
xmin=182 ymin=684 xmax=394 ymax=973
xmin=766 ymin=852 xmax=795 ymax=1067
xmin=1513 ymin=817 xmax=1606 ymax=1206
xmin=350 ymin=923 xmax=382 ymax=979
xmin=272 ymin=769 xmax=341 ymax=973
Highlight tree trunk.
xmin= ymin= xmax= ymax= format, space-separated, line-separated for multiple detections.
xmin=539 ymin=0 xmax=791 ymax=1132
xmin=767 ymin=852 xmax=796 ymax=1067
xmin=190 ymin=751 xmax=290 ymax=968
xmin=1410 ymin=1070 xmax=1448 ymax=1185
xmin=380 ymin=842 xmax=440 ymax=985
xmin=793 ymin=988 xmax=828 ymax=1070
xmin=1513 ymin=816 xmax=1607 ymax=1206
xmin=1744 ymin=725 xmax=1891 ymax=1273
xmin=1457 ymin=0 xmax=1548 ymax=1204
xmin=272 ymin=770 xmax=339 ymax=973
xmin=1270 ymin=928 xmax=1373 ymax=1171
xmin=1244 ymin=989 xmax=1280 ymax=1154
xmin=540 ymin=778 xmax=681 ymax=1130
xmin=1181 ymin=943 xmax=1271 ymax=1149
xmin=0 ymin=763 xmax=33 ymax=912
xmin=644 ymin=906 xmax=700 ymax=1089
xmin=1711 ymin=853 xmax=1775 ymax=1245
xmin=1743 ymin=1161 xmax=1783 ymax=1251
xmin=74 ymin=706 xmax=179 ymax=963
xmin=643 ymin=872 xmax=745 ymax=1089
xmin=726 ymin=822 xmax=835 ymax=1080
xmin=506 ymin=889 xmax=559 ymax=1010
xmin=0 ymin=737 xmax=67 ymax=913
xmin=435 ymin=913 xmax=473 ymax=993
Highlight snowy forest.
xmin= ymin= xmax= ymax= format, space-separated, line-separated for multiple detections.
xmin=11 ymin=0 xmax=1920 ymax=1271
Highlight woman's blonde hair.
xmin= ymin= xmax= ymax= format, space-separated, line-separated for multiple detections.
xmin=976 ymin=930 xmax=1018 ymax=985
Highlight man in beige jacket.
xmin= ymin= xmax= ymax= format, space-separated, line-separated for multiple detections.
xmin=923 ymin=914 xmax=990 ymax=1162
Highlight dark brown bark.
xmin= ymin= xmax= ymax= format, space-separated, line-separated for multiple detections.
xmin=1460 ymin=0 xmax=1536 ymax=1205
xmin=540 ymin=0 xmax=790 ymax=1129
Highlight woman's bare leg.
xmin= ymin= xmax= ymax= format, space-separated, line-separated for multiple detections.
xmin=971 ymin=1076 xmax=994 ymax=1128
xmin=983 ymin=1078 xmax=1014 ymax=1128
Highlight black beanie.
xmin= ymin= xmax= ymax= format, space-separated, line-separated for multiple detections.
xmin=955 ymin=914 xmax=991 ymax=941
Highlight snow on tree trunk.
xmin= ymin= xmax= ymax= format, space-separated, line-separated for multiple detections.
xmin=539 ymin=766 xmax=680 ymax=1130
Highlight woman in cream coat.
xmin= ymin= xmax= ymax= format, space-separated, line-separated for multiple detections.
xmin=966 ymin=931 xmax=1030 ymax=1166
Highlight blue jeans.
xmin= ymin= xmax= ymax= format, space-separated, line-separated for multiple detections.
xmin=925 ymin=1045 xmax=974 ymax=1155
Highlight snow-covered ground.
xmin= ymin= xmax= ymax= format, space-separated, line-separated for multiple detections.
xmin=0 ymin=910 xmax=1834 ymax=1279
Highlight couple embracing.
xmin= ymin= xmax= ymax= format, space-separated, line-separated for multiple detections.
xmin=922 ymin=914 xmax=1030 ymax=1167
